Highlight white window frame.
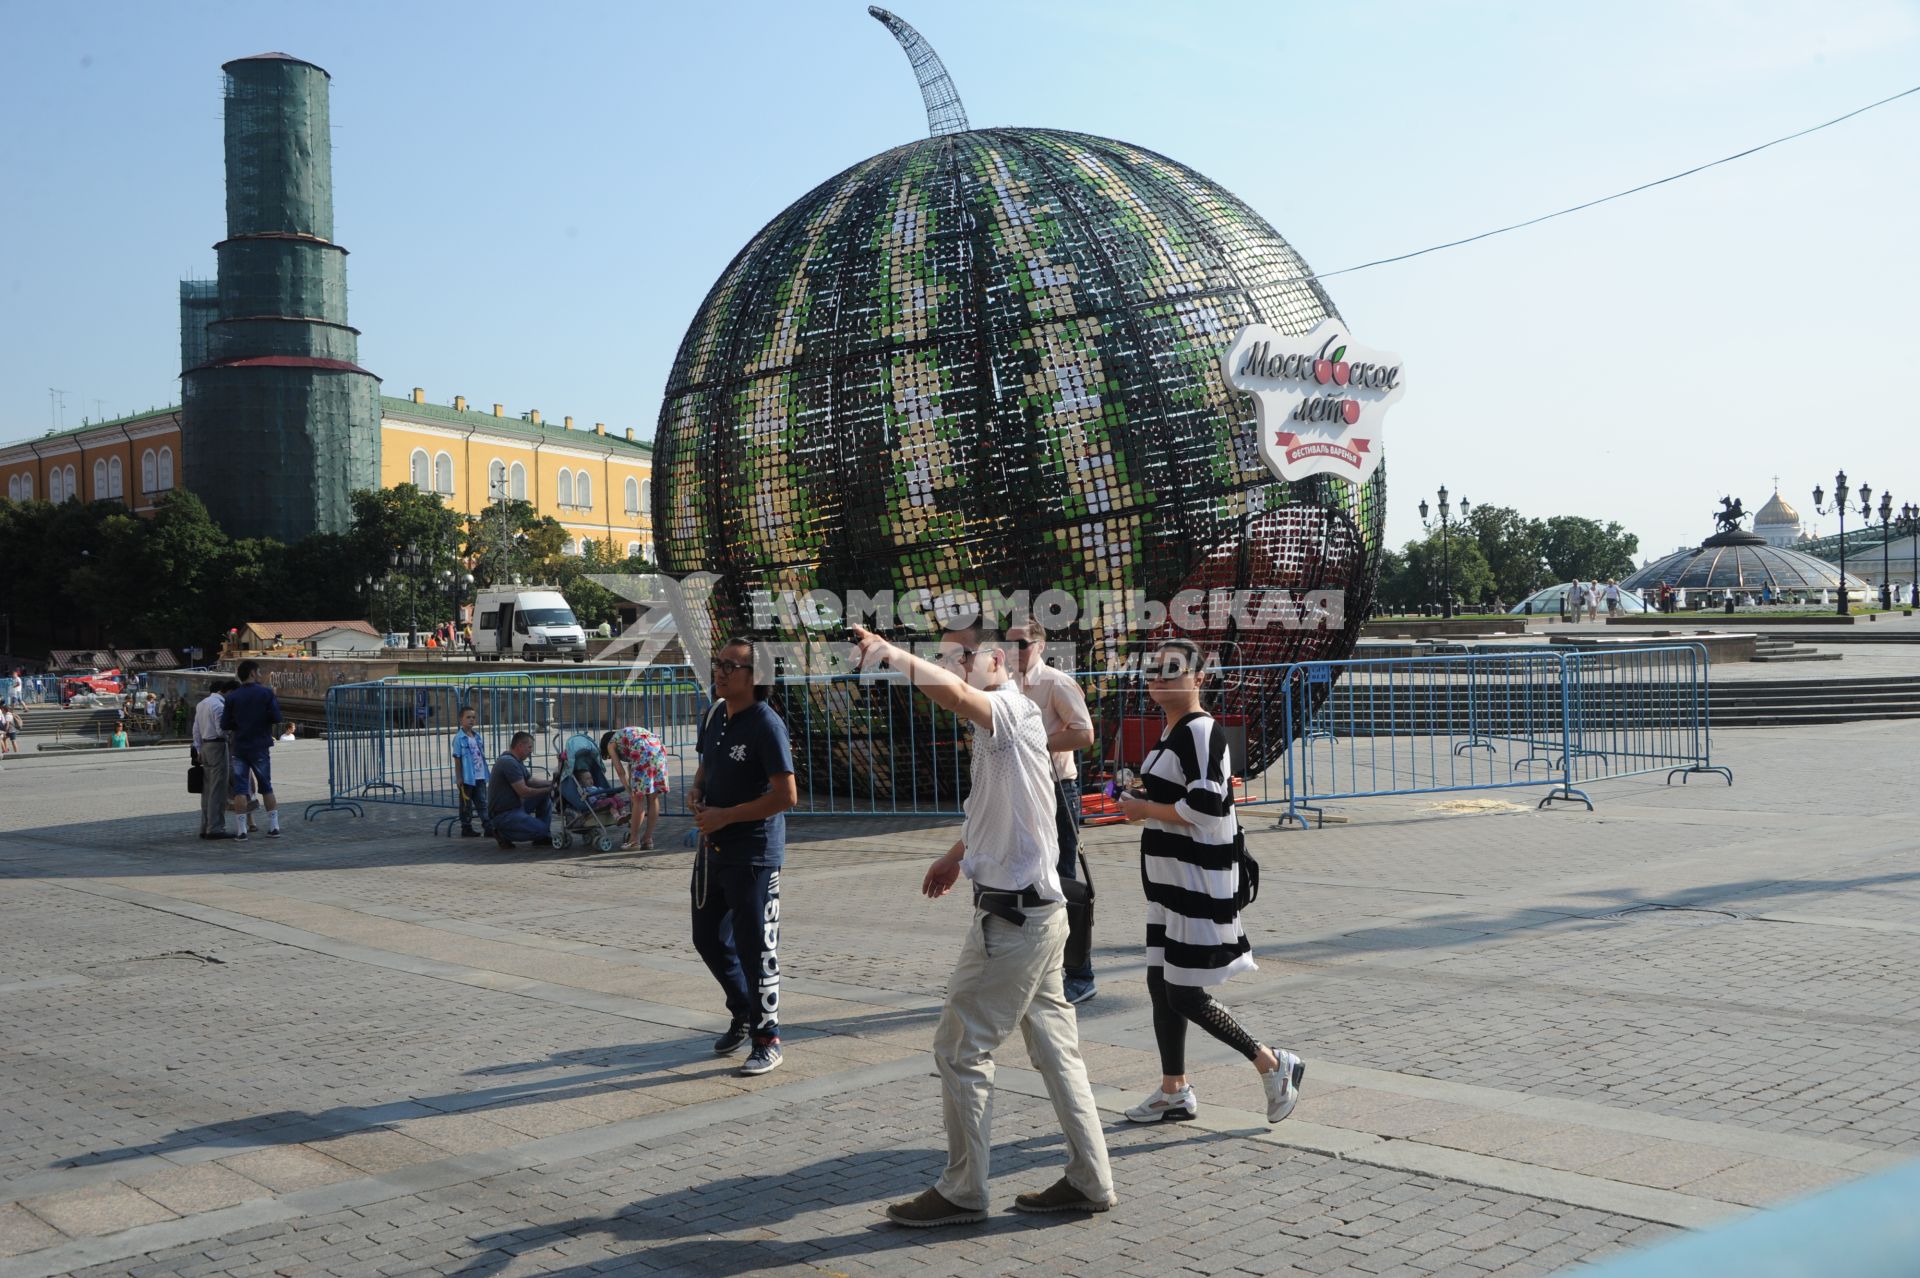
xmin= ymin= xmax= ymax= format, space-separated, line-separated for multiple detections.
xmin=557 ymin=469 xmax=574 ymax=508
xmin=488 ymin=458 xmax=506 ymax=500
xmin=6 ymin=475 xmax=18 ymax=501
xmin=64 ymin=465 xmax=76 ymax=502
xmin=20 ymin=472 xmax=32 ymax=500
xmin=158 ymin=447 xmax=174 ymax=490
xmin=576 ymin=471 xmax=592 ymax=510
xmin=433 ymin=450 xmax=455 ymax=496
xmin=409 ymin=448 xmax=429 ymax=489
xmin=108 ymin=456 xmax=123 ymax=498
xmin=93 ymin=458 xmax=107 ymax=499
xmin=142 ymin=449 xmax=157 ymax=493
xmin=509 ymin=461 xmax=526 ymax=500
xmin=624 ymin=476 xmax=639 ymax=514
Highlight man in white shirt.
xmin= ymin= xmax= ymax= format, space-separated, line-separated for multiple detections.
xmin=852 ymin=623 xmax=1113 ymax=1227
xmin=191 ymin=679 xmax=234 ymax=839
xmin=1008 ymin=621 xmax=1098 ymax=1004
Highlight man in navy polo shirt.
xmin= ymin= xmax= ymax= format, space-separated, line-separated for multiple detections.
xmin=691 ymin=637 xmax=797 ymax=1077
xmin=221 ymin=660 xmax=283 ymax=840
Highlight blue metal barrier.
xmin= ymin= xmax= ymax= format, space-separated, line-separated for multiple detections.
xmin=305 ymin=667 xmax=704 ymax=834
xmin=305 ymin=649 xmax=1730 ymax=829
xmin=1275 ymin=645 xmax=1731 ymax=827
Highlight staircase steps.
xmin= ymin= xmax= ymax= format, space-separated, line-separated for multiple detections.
xmin=1749 ymin=635 xmax=1842 ymax=664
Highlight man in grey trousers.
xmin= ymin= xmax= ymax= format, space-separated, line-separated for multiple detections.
xmin=851 ymin=623 xmax=1113 ymax=1227
xmin=192 ymin=679 xmax=234 ymax=839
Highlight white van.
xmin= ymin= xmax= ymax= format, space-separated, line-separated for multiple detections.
xmin=474 ymin=588 xmax=588 ymax=662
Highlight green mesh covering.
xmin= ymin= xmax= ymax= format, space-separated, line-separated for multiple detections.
xmin=183 ymin=53 xmax=377 ymax=541
xmin=178 ymin=280 xmax=218 ymax=374
xmin=222 ymin=56 xmax=334 ymax=242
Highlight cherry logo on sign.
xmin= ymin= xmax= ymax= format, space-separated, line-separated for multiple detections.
xmin=1222 ymin=319 xmax=1405 ymax=485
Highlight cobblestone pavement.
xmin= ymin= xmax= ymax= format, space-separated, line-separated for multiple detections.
xmin=2 ymin=718 xmax=1917 ymax=1277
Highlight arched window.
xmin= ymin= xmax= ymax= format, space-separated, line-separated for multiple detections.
xmin=6 ymin=475 xmax=18 ymax=501
xmin=107 ymin=456 xmax=123 ymax=498
xmin=509 ymin=462 xmax=526 ymax=500
xmin=142 ymin=450 xmax=157 ymax=493
xmin=557 ymin=469 xmax=574 ymax=507
xmin=559 ymin=538 xmax=576 ymax=556
xmin=157 ymin=447 xmax=173 ymax=490
xmin=488 ymin=458 xmax=506 ymax=499
xmin=624 ymin=476 xmax=639 ymax=514
xmin=576 ymin=472 xmax=592 ymax=509
xmin=64 ymin=465 xmax=77 ymax=501
xmin=20 ymin=472 xmax=32 ymax=500
xmin=625 ymin=540 xmax=641 ymax=557
xmin=48 ymin=468 xmax=63 ymax=503
xmin=433 ymin=451 xmax=454 ymax=496
xmin=94 ymin=459 xmax=108 ymax=498
xmin=640 ymin=477 xmax=652 ymax=515
xmin=409 ymin=449 xmax=429 ymax=489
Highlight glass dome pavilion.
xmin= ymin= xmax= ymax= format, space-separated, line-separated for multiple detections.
xmin=1622 ymin=529 xmax=1870 ymax=597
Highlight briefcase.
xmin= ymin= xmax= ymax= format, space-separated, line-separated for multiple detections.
xmin=1061 ymin=850 xmax=1095 ymax=973
xmin=187 ymin=762 xmax=205 ymax=795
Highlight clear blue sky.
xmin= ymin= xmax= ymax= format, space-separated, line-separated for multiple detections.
xmin=3 ymin=0 xmax=1916 ymax=560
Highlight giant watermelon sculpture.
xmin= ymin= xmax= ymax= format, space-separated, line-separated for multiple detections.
xmin=653 ymin=8 xmax=1385 ymax=790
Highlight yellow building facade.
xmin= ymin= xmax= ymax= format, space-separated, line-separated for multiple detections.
xmin=0 ymin=390 xmax=655 ymax=559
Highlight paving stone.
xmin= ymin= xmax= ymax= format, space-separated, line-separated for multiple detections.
xmin=19 ymin=1181 xmax=177 ymax=1237
xmin=1681 ymin=1156 xmax=1855 ymax=1207
xmin=1582 ymin=1141 xmax=1750 ymax=1191
xmin=216 ymin=1147 xmax=360 ymax=1193
xmin=0 ymin=1203 xmax=66 ymax=1257
xmin=125 ymin=1162 xmax=272 ymax=1214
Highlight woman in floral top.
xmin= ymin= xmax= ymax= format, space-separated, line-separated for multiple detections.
xmin=600 ymin=726 xmax=669 ymax=849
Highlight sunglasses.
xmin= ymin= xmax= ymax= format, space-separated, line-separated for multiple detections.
xmin=710 ymin=659 xmax=753 ymax=676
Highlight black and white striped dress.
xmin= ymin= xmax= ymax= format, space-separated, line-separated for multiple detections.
xmin=1140 ymin=712 xmax=1255 ymax=987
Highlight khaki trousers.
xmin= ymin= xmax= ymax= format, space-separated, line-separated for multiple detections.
xmin=198 ymin=740 xmax=230 ymax=835
xmin=932 ymin=902 xmax=1113 ymax=1210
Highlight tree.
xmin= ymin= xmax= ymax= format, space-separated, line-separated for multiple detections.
xmin=1377 ymin=531 xmax=1496 ymax=614
xmin=1540 ymin=516 xmax=1639 ymax=583
xmin=1464 ymin=504 xmax=1549 ymax=603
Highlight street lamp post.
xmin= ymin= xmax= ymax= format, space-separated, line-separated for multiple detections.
xmin=390 ymin=547 xmax=428 ymax=648
xmin=1876 ymin=492 xmax=1895 ymax=611
xmin=1811 ymin=471 xmax=1872 ymax=616
xmin=1418 ymin=487 xmax=1471 ymax=619
xmin=1903 ymin=502 xmax=1920 ymax=612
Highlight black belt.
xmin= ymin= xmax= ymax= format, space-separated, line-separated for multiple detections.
xmin=973 ymin=885 xmax=1049 ymax=927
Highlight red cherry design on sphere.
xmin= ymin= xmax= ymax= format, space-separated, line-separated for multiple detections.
xmin=1333 ymin=362 xmax=1350 ymax=386
xmin=1341 ymin=400 xmax=1361 ymax=425
xmin=1313 ymin=359 xmax=1333 ymax=385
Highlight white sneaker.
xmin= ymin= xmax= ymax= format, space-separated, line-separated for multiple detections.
xmin=1124 ymin=1083 xmax=1198 ymax=1124
xmin=1261 ymin=1049 xmax=1305 ymax=1123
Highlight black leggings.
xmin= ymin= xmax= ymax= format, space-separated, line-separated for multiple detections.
xmin=1147 ymin=967 xmax=1260 ymax=1076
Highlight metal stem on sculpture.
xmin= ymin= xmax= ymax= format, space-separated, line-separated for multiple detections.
xmin=868 ymin=7 xmax=971 ymax=136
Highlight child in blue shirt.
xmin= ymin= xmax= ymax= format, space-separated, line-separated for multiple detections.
xmin=452 ymin=705 xmax=490 ymax=837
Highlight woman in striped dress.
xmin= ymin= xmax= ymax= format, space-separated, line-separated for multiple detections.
xmin=1116 ymin=639 xmax=1305 ymax=1126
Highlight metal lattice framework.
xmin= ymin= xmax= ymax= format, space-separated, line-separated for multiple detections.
xmin=654 ymin=23 xmax=1385 ymax=787
xmin=867 ymin=7 xmax=970 ymax=136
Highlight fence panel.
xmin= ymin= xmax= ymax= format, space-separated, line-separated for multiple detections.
xmin=306 ymin=651 xmax=1729 ymax=829
xmin=305 ymin=668 xmax=704 ymax=826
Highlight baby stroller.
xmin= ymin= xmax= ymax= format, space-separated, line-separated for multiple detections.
xmin=552 ymin=732 xmax=630 ymax=853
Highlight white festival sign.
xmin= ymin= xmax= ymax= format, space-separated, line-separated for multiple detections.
xmin=1223 ymin=319 xmax=1405 ymax=484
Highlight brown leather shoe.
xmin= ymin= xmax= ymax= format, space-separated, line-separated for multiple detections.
xmin=1012 ymin=1177 xmax=1114 ymax=1214
xmin=884 ymin=1187 xmax=986 ymax=1228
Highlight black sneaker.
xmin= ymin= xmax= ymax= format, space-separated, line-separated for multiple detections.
xmin=712 ymin=1021 xmax=751 ymax=1056
xmin=738 ymin=1039 xmax=783 ymax=1076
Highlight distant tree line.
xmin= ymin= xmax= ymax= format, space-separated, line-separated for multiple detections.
xmin=1374 ymin=507 xmax=1639 ymax=614
xmin=0 ymin=485 xmax=653 ymax=660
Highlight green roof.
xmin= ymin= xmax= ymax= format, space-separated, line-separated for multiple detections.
xmin=1 ymin=406 xmax=182 ymax=449
xmin=379 ymin=397 xmax=653 ymax=455
xmin=3 ymin=399 xmax=654 ymax=456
